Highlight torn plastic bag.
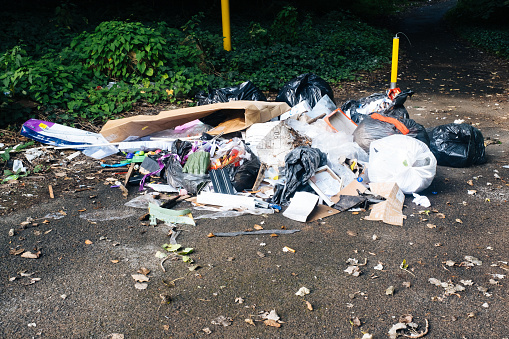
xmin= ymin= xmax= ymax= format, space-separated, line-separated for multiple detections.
xmin=196 ymin=81 xmax=266 ymax=106
xmin=271 ymin=146 xmax=328 ymax=205
xmin=276 ymin=73 xmax=335 ymax=109
xmin=353 ymin=113 xmax=429 ymax=152
xmin=163 ymin=155 xmax=209 ymax=194
xmin=368 ymin=135 xmax=437 ymax=194
xmin=172 ymin=139 xmax=193 ymax=162
xmin=428 ymin=123 xmax=487 ymax=167
xmin=341 ymin=89 xmax=413 ymax=124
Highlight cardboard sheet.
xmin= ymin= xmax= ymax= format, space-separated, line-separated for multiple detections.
xmin=364 ymin=182 xmax=405 ymax=226
xmin=100 ymin=101 xmax=290 ymax=142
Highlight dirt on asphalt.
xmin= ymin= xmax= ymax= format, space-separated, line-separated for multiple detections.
xmin=1 ymin=1 xmax=509 ymax=338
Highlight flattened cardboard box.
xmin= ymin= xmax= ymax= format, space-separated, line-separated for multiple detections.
xmin=364 ymin=182 xmax=405 ymax=226
xmin=100 ymin=101 xmax=290 ymax=143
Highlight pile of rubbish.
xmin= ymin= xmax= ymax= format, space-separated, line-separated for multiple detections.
xmin=18 ymin=73 xmax=487 ymax=226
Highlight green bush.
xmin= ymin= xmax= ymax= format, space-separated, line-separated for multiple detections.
xmin=0 ymin=8 xmax=392 ymax=127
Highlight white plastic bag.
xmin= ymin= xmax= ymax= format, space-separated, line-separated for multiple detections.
xmin=368 ymin=135 xmax=436 ymax=194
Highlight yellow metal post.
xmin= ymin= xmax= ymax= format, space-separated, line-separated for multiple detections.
xmin=221 ymin=0 xmax=232 ymax=51
xmin=390 ymin=35 xmax=399 ymax=89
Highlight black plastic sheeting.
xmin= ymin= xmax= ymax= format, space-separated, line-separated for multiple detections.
xmin=196 ymin=81 xmax=266 ymax=106
xmin=271 ymin=146 xmax=328 ymax=205
xmin=276 ymin=73 xmax=335 ymax=108
xmin=428 ymin=123 xmax=486 ymax=167
xmin=353 ymin=115 xmax=429 ymax=152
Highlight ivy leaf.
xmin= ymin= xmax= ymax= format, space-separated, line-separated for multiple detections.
xmin=146 ymin=68 xmax=154 ymax=76
xmin=162 ymin=244 xmax=181 ymax=252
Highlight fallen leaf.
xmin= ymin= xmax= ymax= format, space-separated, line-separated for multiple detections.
xmin=245 ymin=318 xmax=255 ymax=326
xmin=445 ymin=260 xmax=456 ymax=267
xmin=344 ymin=266 xmax=361 ymax=276
xmin=467 ymin=180 xmax=474 ymax=186
xmin=85 ymin=239 xmax=93 ymax=245
xmin=385 ymin=286 xmax=395 ymax=295
xmin=211 ymin=315 xmax=232 ymax=327
xmin=262 ymin=309 xmax=280 ymax=321
xmin=188 ymin=264 xmax=200 ymax=271
xmin=21 ymin=251 xmax=41 ymax=259
xmin=270 ymin=233 xmax=278 ymax=237
xmin=374 ymin=263 xmax=384 ymax=270
xmin=256 ymin=251 xmax=265 ymax=258
xmin=467 ymin=312 xmax=476 ymax=318
xmin=253 ymin=224 xmax=263 ymax=230
xmin=162 ymin=325 xmax=169 ymax=331
xmin=264 ymin=319 xmax=281 ymax=328
xmin=295 ymin=287 xmax=310 ymax=297
xmin=464 ymin=256 xmax=482 ymax=266
xmin=134 ymin=282 xmax=148 ymax=290
xmin=137 ymin=267 xmax=150 ymax=275
xmin=305 ymin=300 xmax=313 ymax=311
xmin=131 ymin=274 xmax=149 ymax=282
xmin=235 ymin=297 xmax=244 ymax=304
xmin=202 ymin=327 xmax=212 ymax=334
xmin=399 ymin=314 xmax=413 ymax=323
xmin=207 ymin=233 xmax=215 ymax=238
xmin=437 ymin=213 xmax=446 ymax=219
xmin=427 ymin=223 xmax=437 ymax=229
xmin=455 ymin=218 xmax=463 ymax=224
xmin=9 ymin=248 xmax=25 ymax=255
xmin=460 ymin=279 xmax=473 ymax=286
xmin=110 ymin=260 xmax=120 ymax=264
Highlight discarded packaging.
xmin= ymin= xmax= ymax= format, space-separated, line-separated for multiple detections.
xmin=364 ymin=182 xmax=405 ymax=226
xmin=368 ymin=135 xmax=436 ymax=194
xmin=100 ymin=101 xmax=290 ymax=142
xmin=283 ymin=191 xmax=319 ymax=222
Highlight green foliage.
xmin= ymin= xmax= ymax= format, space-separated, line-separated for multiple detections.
xmin=447 ymin=0 xmax=509 ymax=24
xmin=0 ymin=8 xmax=392 ymax=126
xmin=270 ymin=6 xmax=299 ymax=44
xmin=71 ymin=21 xmax=167 ymax=81
xmin=454 ymin=26 xmax=509 ymax=59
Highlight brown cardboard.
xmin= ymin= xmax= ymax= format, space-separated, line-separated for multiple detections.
xmin=364 ymin=182 xmax=405 ymax=226
xmin=100 ymin=101 xmax=290 ymax=142
xmin=337 ymin=180 xmax=367 ymax=197
xmin=308 ymin=204 xmax=340 ymax=222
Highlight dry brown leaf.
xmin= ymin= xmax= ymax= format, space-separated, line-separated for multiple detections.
xmin=305 ymin=300 xmax=313 ymax=311
xmin=138 ymin=267 xmax=150 ymax=275
xmin=85 ymin=239 xmax=93 ymax=245
xmin=347 ymin=230 xmax=357 ymax=237
xmin=253 ymin=224 xmax=263 ymax=230
xmin=111 ymin=260 xmax=120 ymax=264
xmin=21 ymin=251 xmax=41 ymax=259
xmin=78 ymin=209 xmax=86 ymax=212
xmin=245 ymin=318 xmax=255 ymax=326
xmin=9 ymin=248 xmax=25 ymax=255
xmin=207 ymin=233 xmax=215 ymax=238
xmin=264 ymin=319 xmax=281 ymax=328
xmin=270 ymin=233 xmax=278 ymax=237
xmin=399 ymin=314 xmax=413 ymax=323
xmin=467 ymin=180 xmax=474 ymax=186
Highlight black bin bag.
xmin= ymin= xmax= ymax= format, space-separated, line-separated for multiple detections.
xmin=276 ymin=73 xmax=335 ymax=108
xmin=196 ymin=81 xmax=266 ymax=106
xmin=428 ymin=123 xmax=487 ymax=167
xmin=271 ymin=146 xmax=328 ymax=205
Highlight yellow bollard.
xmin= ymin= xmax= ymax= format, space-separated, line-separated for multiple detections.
xmin=390 ymin=35 xmax=399 ymax=89
xmin=221 ymin=0 xmax=232 ymax=51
